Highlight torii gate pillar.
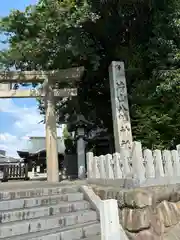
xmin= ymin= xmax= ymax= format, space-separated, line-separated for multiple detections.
xmin=45 ymin=83 xmax=59 ymax=182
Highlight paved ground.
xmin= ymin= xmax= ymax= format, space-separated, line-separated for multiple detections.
xmin=28 ymin=172 xmax=47 ymax=180
xmin=0 ymin=179 xmax=88 ymax=191
xmin=0 ymin=170 xmax=88 ymax=191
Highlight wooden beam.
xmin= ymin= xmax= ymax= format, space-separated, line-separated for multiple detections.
xmin=0 ymin=66 xmax=84 ymax=83
xmin=0 ymin=88 xmax=77 ymax=98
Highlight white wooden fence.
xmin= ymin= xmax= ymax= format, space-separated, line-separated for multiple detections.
xmin=87 ymin=141 xmax=180 ymax=185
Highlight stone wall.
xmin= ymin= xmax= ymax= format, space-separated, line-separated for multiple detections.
xmin=92 ymin=184 xmax=180 ymax=240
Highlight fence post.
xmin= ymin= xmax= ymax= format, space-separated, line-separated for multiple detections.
xmin=94 ymin=156 xmax=101 ymax=179
xmin=143 ymin=149 xmax=155 ymax=178
xmin=105 ymin=154 xmax=114 ymax=179
xmin=86 ymin=152 xmax=94 ymax=179
xmin=171 ymin=150 xmax=180 ymax=176
xmin=162 ymin=150 xmax=173 ymax=177
xmin=131 ymin=141 xmax=145 ymax=183
xmin=176 ymin=144 xmax=180 ymax=156
xmin=153 ymin=150 xmax=164 ymax=178
xmin=100 ymin=199 xmax=121 ymax=240
xmin=99 ymin=155 xmax=106 ymax=179
xmin=120 ymin=147 xmax=131 ymax=178
xmin=24 ymin=164 xmax=29 ymax=180
xmin=176 ymin=145 xmax=180 ymax=174
xmin=113 ymin=153 xmax=122 ymax=179
xmin=2 ymin=165 xmax=8 ymax=182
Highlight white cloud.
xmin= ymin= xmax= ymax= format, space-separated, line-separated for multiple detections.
xmin=0 ymin=98 xmax=42 ymax=124
xmin=0 ymin=133 xmax=23 ymax=158
xmin=0 ymin=99 xmax=63 ymax=157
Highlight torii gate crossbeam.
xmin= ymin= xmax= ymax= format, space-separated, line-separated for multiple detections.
xmin=0 ymin=66 xmax=84 ymax=183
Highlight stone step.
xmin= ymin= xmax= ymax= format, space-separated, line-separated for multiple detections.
xmin=0 ymin=186 xmax=79 ymax=201
xmin=1 ymin=221 xmax=100 ymax=240
xmin=82 ymin=236 xmax=101 ymax=240
xmin=0 ymin=200 xmax=90 ymax=223
xmin=0 ymin=192 xmax=84 ymax=211
xmin=0 ymin=210 xmax=98 ymax=239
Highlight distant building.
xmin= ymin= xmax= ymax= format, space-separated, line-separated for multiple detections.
xmin=0 ymin=150 xmax=22 ymax=166
xmin=0 ymin=150 xmax=6 ymax=156
xmin=17 ymin=136 xmax=65 ymax=173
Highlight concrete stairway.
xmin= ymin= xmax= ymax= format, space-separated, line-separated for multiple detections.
xmin=0 ymin=183 xmax=101 ymax=240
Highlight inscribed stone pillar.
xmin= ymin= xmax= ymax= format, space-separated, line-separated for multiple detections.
xmin=109 ymin=61 xmax=132 ymax=152
xmin=45 ymin=82 xmax=59 ymax=182
xmin=77 ymin=127 xmax=86 ymax=179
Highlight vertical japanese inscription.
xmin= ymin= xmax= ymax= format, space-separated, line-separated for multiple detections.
xmin=109 ymin=61 xmax=132 ymax=151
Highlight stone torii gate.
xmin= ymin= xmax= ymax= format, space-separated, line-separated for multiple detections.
xmin=0 ymin=67 xmax=84 ymax=182
xmin=0 ymin=61 xmax=133 ymax=181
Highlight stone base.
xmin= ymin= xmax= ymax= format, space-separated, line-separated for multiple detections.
xmin=88 ymin=176 xmax=180 ymax=189
xmin=92 ymin=182 xmax=180 ymax=239
xmin=88 ymin=178 xmax=139 ymax=189
xmin=140 ymin=176 xmax=180 ymax=187
xmin=61 ymin=154 xmax=78 ymax=180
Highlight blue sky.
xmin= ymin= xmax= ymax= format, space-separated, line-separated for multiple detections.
xmin=0 ymin=0 xmax=37 ymax=17
xmin=0 ymin=0 xmax=62 ymax=157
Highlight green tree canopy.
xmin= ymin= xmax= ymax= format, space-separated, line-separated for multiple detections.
xmin=0 ymin=0 xmax=180 ymax=149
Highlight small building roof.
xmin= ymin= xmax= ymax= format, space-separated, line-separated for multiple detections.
xmin=17 ymin=136 xmax=65 ymax=157
xmin=68 ymin=114 xmax=93 ymax=132
xmin=0 ymin=154 xmax=22 ymax=163
xmin=17 ymin=149 xmax=64 ymax=159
